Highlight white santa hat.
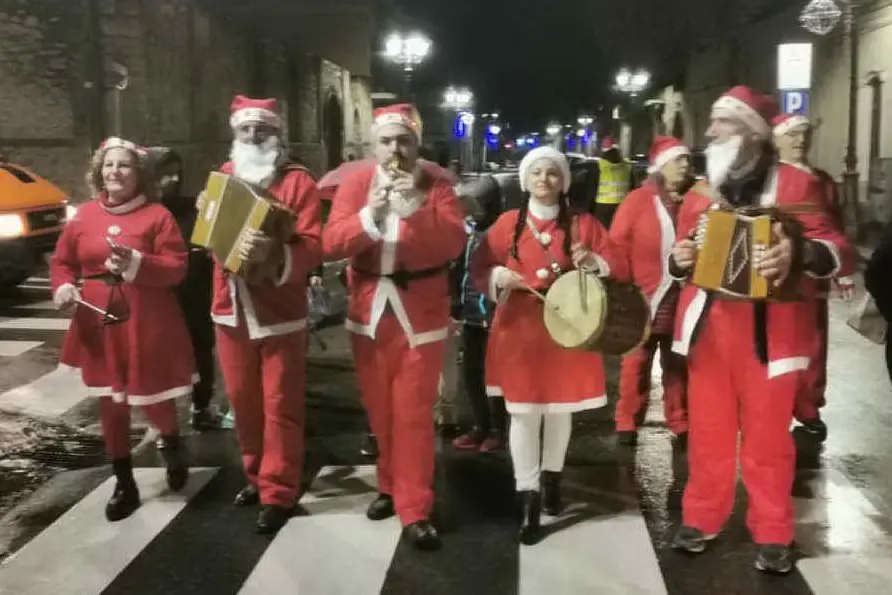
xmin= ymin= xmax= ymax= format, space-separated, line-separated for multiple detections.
xmin=518 ymin=146 xmax=571 ymax=194
xmin=772 ymin=113 xmax=810 ymax=137
xmin=711 ymin=85 xmax=778 ymax=139
xmin=647 ymin=135 xmax=690 ymax=173
xmin=371 ymin=103 xmax=423 ymax=141
xmin=229 ymin=95 xmax=283 ymax=130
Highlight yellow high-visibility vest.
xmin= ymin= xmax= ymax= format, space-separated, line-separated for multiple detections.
xmin=596 ymin=159 xmax=631 ymax=205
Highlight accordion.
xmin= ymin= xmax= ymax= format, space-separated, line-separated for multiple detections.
xmin=691 ymin=207 xmax=775 ymax=299
xmin=191 ymin=172 xmax=295 ymax=282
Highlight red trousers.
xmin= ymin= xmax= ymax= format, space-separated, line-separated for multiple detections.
xmin=616 ymin=334 xmax=688 ymax=434
xmin=216 ymin=323 xmax=307 ymax=508
xmin=101 ymin=398 xmax=178 ymax=460
xmin=683 ymin=301 xmax=799 ymax=545
xmin=796 ymin=300 xmax=828 ymax=422
xmin=350 ymin=314 xmax=445 ymax=526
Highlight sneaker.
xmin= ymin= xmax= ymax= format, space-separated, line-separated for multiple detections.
xmin=754 ymin=544 xmax=794 ymax=574
xmin=671 ymin=526 xmax=717 ymax=554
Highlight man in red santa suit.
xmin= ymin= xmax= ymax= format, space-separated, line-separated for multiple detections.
xmin=668 ymin=86 xmax=855 ymax=573
xmin=323 ymin=104 xmax=466 ymax=550
xmin=610 ymin=136 xmax=693 ymax=447
xmin=772 ymin=113 xmax=854 ymax=442
xmin=207 ymin=95 xmax=322 ymax=534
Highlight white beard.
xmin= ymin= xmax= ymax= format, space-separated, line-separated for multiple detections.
xmin=231 ymin=137 xmax=281 ymax=187
xmin=705 ymin=135 xmax=743 ymax=188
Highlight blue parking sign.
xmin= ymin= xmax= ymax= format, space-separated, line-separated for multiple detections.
xmin=781 ymin=90 xmax=808 ymax=115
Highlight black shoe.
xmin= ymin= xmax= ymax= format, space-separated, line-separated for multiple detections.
xmin=518 ymin=490 xmax=542 ymax=545
xmin=542 ymin=471 xmax=563 ymax=516
xmin=405 ymin=520 xmax=441 ymax=551
xmin=366 ymin=493 xmax=395 ymax=521
xmin=191 ymin=406 xmax=222 ymax=432
xmin=105 ymin=457 xmax=141 ymax=522
xmin=754 ymin=544 xmax=794 ymax=574
xmin=800 ymin=419 xmax=828 ymax=443
xmin=158 ymin=435 xmax=189 ymax=492
xmin=671 ymin=526 xmax=717 ymax=554
xmin=360 ymin=433 xmax=379 ymax=458
xmin=617 ymin=430 xmax=638 ymax=446
xmin=234 ymin=485 xmax=260 ymax=507
xmin=256 ymin=504 xmax=294 ymax=534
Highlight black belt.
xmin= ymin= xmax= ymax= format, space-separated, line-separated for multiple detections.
xmin=351 ymin=264 xmax=448 ymax=290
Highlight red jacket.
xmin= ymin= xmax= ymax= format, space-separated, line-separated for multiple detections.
xmin=610 ymin=184 xmax=679 ymax=319
xmin=322 ymin=163 xmax=467 ymax=347
xmin=672 ymin=164 xmax=856 ymax=376
xmin=210 ymin=163 xmax=322 ymax=339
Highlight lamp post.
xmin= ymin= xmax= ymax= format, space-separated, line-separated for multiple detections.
xmin=577 ymin=115 xmax=594 ymax=155
xmin=613 ymin=68 xmax=651 ymax=155
xmin=383 ymin=32 xmax=432 ymax=101
xmin=799 ymin=0 xmax=862 ymax=239
xmin=546 ymin=123 xmax=562 ymax=150
xmin=443 ymin=87 xmax=476 ymax=171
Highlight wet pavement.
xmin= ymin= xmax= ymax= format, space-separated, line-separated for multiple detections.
xmin=0 ymin=273 xmax=890 ymax=594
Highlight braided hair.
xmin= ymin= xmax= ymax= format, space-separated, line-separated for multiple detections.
xmin=510 ymin=192 xmax=575 ymax=263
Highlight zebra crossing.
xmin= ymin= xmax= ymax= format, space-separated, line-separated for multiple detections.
xmin=0 ymin=276 xmax=68 ymax=361
xmin=1 ymin=453 xmax=891 ymax=594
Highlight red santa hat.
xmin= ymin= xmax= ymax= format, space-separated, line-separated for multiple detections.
xmin=711 ymin=85 xmax=777 ymax=139
xmin=99 ymin=136 xmax=148 ymax=157
xmin=518 ymin=146 xmax=571 ymax=194
xmin=229 ymin=95 xmax=283 ymax=130
xmin=372 ymin=103 xmax=422 ymax=141
xmin=602 ymin=136 xmax=617 ymax=151
xmin=772 ymin=113 xmax=810 ymax=137
xmin=647 ymin=136 xmax=690 ymax=174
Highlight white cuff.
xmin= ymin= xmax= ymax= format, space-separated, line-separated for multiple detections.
xmin=120 ymin=250 xmax=143 ymax=283
xmin=584 ymin=254 xmax=610 ymax=278
xmin=358 ymin=206 xmax=384 ymax=241
xmin=274 ymin=246 xmax=292 ymax=287
xmin=488 ymin=266 xmax=510 ymax=302
xmin=53 ymin=283 xmax=77 ymax=308
xmin=805 ymin=239 xmax=842 ymax=279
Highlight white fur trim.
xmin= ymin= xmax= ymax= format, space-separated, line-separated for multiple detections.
xmin=519 ymin=147 xmax=571 ymax=194
xmin=489 ymin=266 xmax=511 ymax=302
xmin=805 ymin=239 xmax=842 ymax=279
xmin=273 ymin=247 xmax=292 ymax=287
xmin=230 ymin=107 xmax=282 ymax=130
xmin=767 ymin=357 xmax=810 ymax=379
xmin=120 ymin=249 xmax=142 ymax=283
xmin=504 ymin=395 xmax=608 ymax=414
xmin=358 ymin=205 xmax=385 ymax=241
xmin=672 ymin=288 xmax=708 ymax=356
xmin=648 ymin=145 xmax=690 ymax=174
xmin=650 ymin=194 xmax=676 ymax=318
xmin=773 ymin=115 xmax=810 ymax=137
xmin=528 ymin=199 xmax=559 ymax=221
xmin=712 ymin=95 xmax=771 ymax=138
xmin=374 ymin=112 xmax=414 ymax=131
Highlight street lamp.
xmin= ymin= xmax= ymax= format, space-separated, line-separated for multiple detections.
xmin=443 ymin=86 xmax=474 ymax=110
xmin=614 ymin=68 xmax=651 ymax=96
xmin=383 ymin=32 xmax=432 ymax=99
xmin=546 ymin=124 xmax=562 ymax=137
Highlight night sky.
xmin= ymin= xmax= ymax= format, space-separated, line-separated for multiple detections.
xmin=388 ymin=0 xmax=803 ymax=132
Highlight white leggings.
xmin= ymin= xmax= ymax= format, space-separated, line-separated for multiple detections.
xmin=509 ymin=411 xmax=573 ymax=491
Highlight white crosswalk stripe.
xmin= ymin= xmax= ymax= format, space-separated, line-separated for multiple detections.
xmin=0 ymin=276 xmax=67 ymax=359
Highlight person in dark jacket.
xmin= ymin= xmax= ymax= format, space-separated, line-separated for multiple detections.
xmin=151 ymin=147 xmax=220 ymax=430
xmin=865 ymin=221 xmax=892 ymax=382
xmin=450 ymin=175 xmax=508 ymax=452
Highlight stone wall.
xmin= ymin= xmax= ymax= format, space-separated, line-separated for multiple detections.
xmin=0 ymin=0 xmax=373 ymax=202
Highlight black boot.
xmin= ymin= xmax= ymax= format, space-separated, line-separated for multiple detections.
xmin=754 ymin=543 xmax=794 ymax=574
xmin=542 ymin=471 xmax=563 ymax=516
xmin=158 ymin=435 xmax=189 ymax=492
xmin=105 ymin=457 xmax=141 ymax=522
xmin=405 ymin=519 xmax=442 ymax=551
xmin=256 ymin=504 xmax=294 ymax=535
xmin=366 ymin=493 xmax=395 ymax=520
xmin=518 ymin=490 xmax=542 ymax=545
xmin=234 ymin=485 xmax=260 ymax=507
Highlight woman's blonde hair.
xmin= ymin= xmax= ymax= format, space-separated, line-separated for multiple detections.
xmin=85 ymin=145 xmax=156 ymax=201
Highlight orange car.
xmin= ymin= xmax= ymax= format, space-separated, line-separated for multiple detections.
xmin=0 ymin=160 xmax=76 ymax=286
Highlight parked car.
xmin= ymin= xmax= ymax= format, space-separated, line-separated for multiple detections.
xmin=0 ymin=161 xmax=75 ymax=287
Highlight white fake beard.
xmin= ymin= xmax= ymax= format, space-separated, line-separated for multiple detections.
xmin=704 ymin=135 xmax=743 ymax=188
xmin=231 ymin=137 xmax=281 ymax=187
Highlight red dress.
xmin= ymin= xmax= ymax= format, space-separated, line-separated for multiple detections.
xmin=470 ymin=202 xmax=628 ymax=414
xmin=50 ymin=196 xmax=197 ymax=405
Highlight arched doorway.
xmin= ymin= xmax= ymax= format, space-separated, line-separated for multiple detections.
xmin=323 ymin=93 xmax=344 ymax=171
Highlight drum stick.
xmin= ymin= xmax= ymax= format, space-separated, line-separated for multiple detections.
xmin=524 ymin=285 xmax=549 ymax=303
xmin=74 ymin=297 xmax=121 ymax=322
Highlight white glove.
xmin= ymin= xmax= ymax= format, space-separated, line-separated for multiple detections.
xmin=53 ymin=284 xmax=80 ymax=311
xmin=495 ymin=266 xmax=524 ymax=290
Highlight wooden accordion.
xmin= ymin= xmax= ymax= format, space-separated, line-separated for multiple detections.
xmin=691 ymin=206 xmax=775 ymax=299
xmin=191 ymin=172 xmax=295 ymax=281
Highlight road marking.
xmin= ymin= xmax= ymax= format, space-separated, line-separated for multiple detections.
xmin=0 ymin=366 xmax=88 ymax=417
xmin=0 ymin=468 xmax=218 ymax=595
xmin=17 ymin=300 xmax=56 ymax=311
xmin=0 ymin=317 xmax=69 ymax=331
xmin=796 ymin=469 xmax=892 ymax=593
xmin=0 ymin=340 xmax=43 ymax=357
xmin=239 ymin=465 xmax=401 ymax=595
xmin=518 ymin=491 xmax=667 ymax=594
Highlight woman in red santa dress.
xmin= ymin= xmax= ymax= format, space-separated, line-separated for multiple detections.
xmin=610 ymin=136 xmax=693 ymax=447
xmin=51 ymin=137 xmax=196 ymax=522
xmin=470 ymin=146 xmax=628 ymax=545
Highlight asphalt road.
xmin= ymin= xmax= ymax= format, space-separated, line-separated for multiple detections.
xmin=0 ymin=275 xmax=889 ymax=595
